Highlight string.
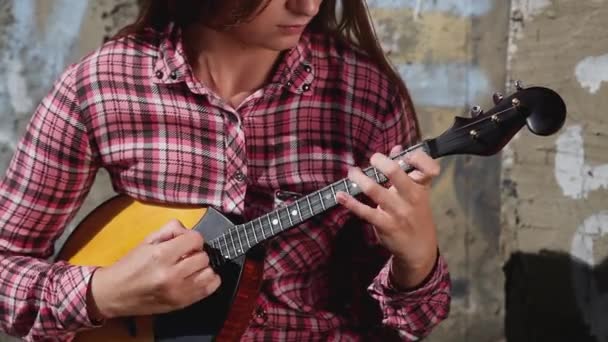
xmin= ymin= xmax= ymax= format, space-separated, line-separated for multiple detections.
xmin=211 ymin=104 xmax=522 ymax=260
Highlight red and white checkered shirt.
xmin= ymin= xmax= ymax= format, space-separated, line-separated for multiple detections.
xmin=0 ymin=24 xmax=450 ymax=341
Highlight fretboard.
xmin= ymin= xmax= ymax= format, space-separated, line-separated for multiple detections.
xmin=208 ymin=142 xmax=429 ymax=261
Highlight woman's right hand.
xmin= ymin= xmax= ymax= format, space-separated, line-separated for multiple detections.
xmin=87 ymin=219 xmax=221 ymax=320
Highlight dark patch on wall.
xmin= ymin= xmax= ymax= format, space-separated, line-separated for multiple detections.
xmin=454 ymin=154 xmax=502 ymax=249
xmin=451 ymin=277 xmax=470 ymax=298
xmin=504 ymin=251 xmax=607 ymax=342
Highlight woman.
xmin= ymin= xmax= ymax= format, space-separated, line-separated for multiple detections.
xmin=0 ymin=0 xmax=450 ymax=340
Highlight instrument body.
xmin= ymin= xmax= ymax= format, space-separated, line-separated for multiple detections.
xmin=57 ymin=196 xmax=264 ymax=342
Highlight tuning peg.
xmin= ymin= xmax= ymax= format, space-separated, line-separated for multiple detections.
xmin=492 ymin=92 xmax=503 ymax=104
xmin=515 ymin=80 xmax=524 ymax=90
xmin=470 ymin=105 xmax=483 ymax=117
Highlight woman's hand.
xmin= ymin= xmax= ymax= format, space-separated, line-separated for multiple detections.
xmin=336 ymin=145 xmax=440 ymax=289
xmin=87 ymin=220 xmax=221 ymax=320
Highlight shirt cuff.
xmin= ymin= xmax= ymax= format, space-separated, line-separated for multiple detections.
xmin=368 ymin=252 xmax=448 ymax=303
xmin=54 ymin=262 xmax=105 ymax=329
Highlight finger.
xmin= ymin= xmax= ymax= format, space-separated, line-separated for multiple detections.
xmin=404 ymin=150 xmax=440 ymax=185
xmin=345 ymin=166 xmax=400 ymax=213
xmin=336 ymin=188 xmax=385 ymax=227
xmin=176 ymin=251 xmax=210 ymax=278
xmin=369 ymin=153 xmax=419 ymax=204
xmin=160 ymin=230 xmax=205 ymax=262
xmin=144 ymin=219 xmax=190 ymax=244
xmin=189 ymin=267 xmax=222 ymax=297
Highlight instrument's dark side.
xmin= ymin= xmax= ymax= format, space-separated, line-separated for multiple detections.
xmin=155 ymin=207 xmax=265 ymax=342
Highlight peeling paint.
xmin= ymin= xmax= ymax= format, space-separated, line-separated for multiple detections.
xmin=506 ymin=0 xmax=554 ymax=82
xmin=555 ymin=125 xmax=608 ymax=199
xmin=511 ymin=0 xmax=553 ymax=19
xmin=368 ymin=0 xmax=493 ymax=17
xmin=575 ymin=54 xmax=608 ymax=94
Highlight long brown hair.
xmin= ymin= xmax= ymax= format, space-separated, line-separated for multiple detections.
xmin=117 ymin=0 xmax=419 ymax=138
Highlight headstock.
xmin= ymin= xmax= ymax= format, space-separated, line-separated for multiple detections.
xmin=425 ymin=84 xmax=566 ymax=158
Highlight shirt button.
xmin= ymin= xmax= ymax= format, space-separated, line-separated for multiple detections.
xmin=286 ymin=80 xmax=293 ymax=87
xmin=234 ymin=171 xmax=246 ymax=182
xmin=254 ymin=307 xmax=267 ymax=322
xmin=302 ymin=83 xmax=311 ymax=91
xmin=155 ymin=70 xmax=164 ymax=79
xmin=170 ymin=71 xmax=178 ymax=80
xmin=304 ymin=65 xmax=312 ymax=73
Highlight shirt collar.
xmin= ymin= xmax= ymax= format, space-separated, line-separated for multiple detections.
xmin=152 ymin=23 xmax=190 ymax=85
xmin=152 ymin=23 xmax=315 ymax=96
xmin=268 ymin=31 xmax=315 ymax=96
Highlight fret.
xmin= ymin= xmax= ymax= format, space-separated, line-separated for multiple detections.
xmin=321 ymin=189 xmax=333 ymax=205
xmin=228 ymin=230 xmax=237 ymax=257
xmin=250 ymin=221 xmax=258 ymax=243
xmin=334 ymin=180 xmax=346 ymax=193
xmin=330 ymin=184 xmax=337 ymax=203
xmin=260 ymin=218 xmax=267 ymax=239
xmin=276 ymin=212 xmax=284 ymax=231
xmin=343 ymin=179 xmax=351 ymax=195
xmin=372 ymin=167 xmax=380 ymax=183
xmin=258 ymin=217 xmax=269 ymax=237
xmin=305 ymin=195 xmax=314 ymax=216
xmin=317 ymin=192 xmax=326 ymax=210
xmin=242 ymin=223 xmax=251 ymax=248
xmin=295 ymin=200 xmax=304 ymax=221
xmin=234 ymin=228 xmax=244 ymax=254
xmin=264 ymin=215 xmax=273 ymax=236
xmin=222 ymin=234 xmax=230 ymax=258
xmin=286 ymin=207 xmax=294 ymax=226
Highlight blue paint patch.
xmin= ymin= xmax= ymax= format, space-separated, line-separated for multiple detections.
xmin=16 ymin=0 xmax=88 ymax=82
xmin=368 ymin=0 xmax=493 ymax=17
xmin=398 ymin=63 xmax=490 ymax=108
xmin=3 ymin=0 xmax=88 ymax=114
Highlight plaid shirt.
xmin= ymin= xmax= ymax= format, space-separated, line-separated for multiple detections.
xmin=0 ymin=24 xmax=450 ymax=341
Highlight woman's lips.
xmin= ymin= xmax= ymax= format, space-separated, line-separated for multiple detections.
xmin=277 ymin=25 xmax=306 ymax=35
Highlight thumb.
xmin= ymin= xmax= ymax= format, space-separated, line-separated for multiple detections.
xmin=144 ymin=219 xmax=189 ymax=244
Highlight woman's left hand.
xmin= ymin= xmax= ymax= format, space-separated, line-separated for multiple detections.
xmin=336 ymin=145 xmax=440 ymax=289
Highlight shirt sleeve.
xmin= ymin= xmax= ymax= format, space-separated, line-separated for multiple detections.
xmin=368 ymin=254 xmax=451 ymax=341
xmin=365 ymin=89 xmax=452 ymax=340
xmin=0 ymin=65 xmax=102 ymax=341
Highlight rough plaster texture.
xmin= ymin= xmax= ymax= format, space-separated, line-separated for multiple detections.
xmin=371 ymin=1 xmax=510 ymax=340
xmin=502 ymin=0 xmax=608 ymax=341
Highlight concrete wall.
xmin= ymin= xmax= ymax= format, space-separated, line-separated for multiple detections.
xmin=0 ymin=0 xmax=605 ymax=341
xmin=369 ymin=1 xmax=510 ymax=340
xmin=502 ymin=0 xmax=608 ymax=341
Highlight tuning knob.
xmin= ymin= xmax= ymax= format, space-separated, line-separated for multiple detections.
xmin=515 ymin=80 xmax=524 ymax=90
xmin=470 ymin=105 xmax=483 ymax=117
xmin=492 ymin=92 xmax=503 ymax=104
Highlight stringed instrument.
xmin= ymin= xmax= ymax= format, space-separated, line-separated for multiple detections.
xmin=57 ymin=84 xmax=567 ymax=341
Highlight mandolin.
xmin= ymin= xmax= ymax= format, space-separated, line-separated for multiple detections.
xmin=57 ymin=84 xmax=566 ymax=341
